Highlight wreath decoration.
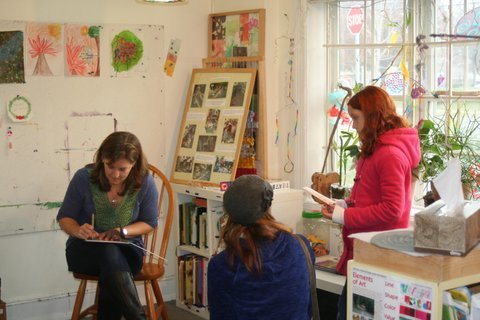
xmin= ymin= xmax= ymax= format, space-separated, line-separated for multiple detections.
xmin=8 ymin=95 xmax=32 ymax=122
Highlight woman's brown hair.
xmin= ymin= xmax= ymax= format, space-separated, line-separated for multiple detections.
xmin=220 ymin=211 xmax=292 ymax=274
xmin=348 ymin=85 xmax=410 ymax=156
xmin=90 ymin=131 xmax=148 ymax=195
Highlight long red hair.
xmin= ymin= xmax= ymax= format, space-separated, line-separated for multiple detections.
xmin=220 ymin=211 xmax=292 ymax=274
xmin=348 ymin=86 xmax=410 ymax=156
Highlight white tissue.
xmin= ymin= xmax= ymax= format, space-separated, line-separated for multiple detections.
xmin=432 ymin=158 xmax=465 ymax=215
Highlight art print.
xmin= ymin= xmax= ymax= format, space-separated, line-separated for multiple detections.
xmin=208 ymin=9 xmax=265 ymax=58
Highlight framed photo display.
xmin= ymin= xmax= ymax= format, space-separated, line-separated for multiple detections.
xmin=208 ymin=8 xmax=265 ymax=58
xmin=171 ymin=68 xmax=257 ymax=186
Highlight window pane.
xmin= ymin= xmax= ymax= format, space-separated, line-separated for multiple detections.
xmin=336 ymin=48 xmax=365 ymax=88
xmin=452 ymin=44 xmax=480 ymax=91
xmin=372 ymin=0 xmax=405 ymax=44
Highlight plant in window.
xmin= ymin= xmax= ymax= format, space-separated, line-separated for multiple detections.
xmin=332 ymin=130 xmax=359 ymax=186
xmin=415 ymin=107 xmax=480 ymax=204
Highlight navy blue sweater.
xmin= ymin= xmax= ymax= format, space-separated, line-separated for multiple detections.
xmin=208 ymin=232 xmax=314 ymax=320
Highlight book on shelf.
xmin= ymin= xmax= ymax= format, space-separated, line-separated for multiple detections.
xmin=178 ymin=258 xmax=185 ymax=303
xmin=185 ymin=257 xmax=194 ymax=305
xmin=193 ymin=197 xmax=207 ymax=208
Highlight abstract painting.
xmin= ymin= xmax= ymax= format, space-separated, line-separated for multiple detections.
xmin=0 ymin=30 xmax=25 ymax=83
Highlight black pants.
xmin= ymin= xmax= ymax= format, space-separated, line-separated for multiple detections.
xmin=66 ymin=239 xmax=144 ymax=318
xmin=66 ymin=238 xmax=143 ymax=276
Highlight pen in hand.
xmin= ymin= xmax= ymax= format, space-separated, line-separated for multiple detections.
xmin=88 ymin=213 xmax=97 ymax=239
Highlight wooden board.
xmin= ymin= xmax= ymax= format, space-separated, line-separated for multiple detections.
xmin=353 ymin=239 xmax=480 ymax=282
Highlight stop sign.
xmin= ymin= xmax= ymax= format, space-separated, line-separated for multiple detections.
xmin=347 ymin=7 xmax=364 ymax=35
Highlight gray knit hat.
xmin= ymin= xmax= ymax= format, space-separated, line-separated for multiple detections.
xmin=223 ymin=175 xmax=274 ymax=225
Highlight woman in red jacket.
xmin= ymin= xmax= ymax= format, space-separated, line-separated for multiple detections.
xmin=323 ymin=85 xmax=421 ymax=319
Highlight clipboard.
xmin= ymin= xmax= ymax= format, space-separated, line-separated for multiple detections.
xmin=85 ymin=239 xmax=131 ymax=245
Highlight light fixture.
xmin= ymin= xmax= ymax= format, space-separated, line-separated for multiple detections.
xmin=137 ymin=0 xmax=188 ymax=3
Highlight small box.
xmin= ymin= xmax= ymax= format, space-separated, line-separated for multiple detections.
xmin=0 ymin=300 xmax=6 ymax=320
xmin=414 ymin=200 xmax=480 ymax=255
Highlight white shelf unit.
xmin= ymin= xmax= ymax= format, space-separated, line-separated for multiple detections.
xmin=172 ymin=183 xmax=303 ymax=319
xmin=347 ymin=239 xmax=480 ymax=319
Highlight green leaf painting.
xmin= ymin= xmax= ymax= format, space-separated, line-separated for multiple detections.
xmin=111 ymin=30 xmax=143 ymax=72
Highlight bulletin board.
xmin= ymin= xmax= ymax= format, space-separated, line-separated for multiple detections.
xmin=171 ymin=68 xmax=257 ymax=187
xmin=0 ymin=20 xmax=165 ymax=236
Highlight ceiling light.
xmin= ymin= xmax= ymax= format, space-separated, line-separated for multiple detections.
xmin=137 ymin=0 xmax=188 ymax=3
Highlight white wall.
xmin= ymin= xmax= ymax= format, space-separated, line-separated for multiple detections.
xmin=0 ymin=0 xmax=298 ymax=318
xmin=0 ymin=0 xmax=211 ymax=318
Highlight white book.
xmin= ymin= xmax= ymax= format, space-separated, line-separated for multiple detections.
xmin=302 ymin=186 xmax=336 ymax=206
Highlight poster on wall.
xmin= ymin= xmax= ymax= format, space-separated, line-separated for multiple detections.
xmin=171 ymin=68 xmax=257 ymax=187
xmin=208 ymin=9 xmax=265 ymax=58
xmin=350 ymin=266 xmax=434 ymax=320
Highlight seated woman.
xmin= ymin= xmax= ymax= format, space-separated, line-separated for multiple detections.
xmin=57 ymin=131 xmax=158 ymax=320
xmin=208 ymin=175 xmax=316 ymax=320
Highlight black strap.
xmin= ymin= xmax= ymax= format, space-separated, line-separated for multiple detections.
xmin=293 ymin=234 xmax=321 ymax=320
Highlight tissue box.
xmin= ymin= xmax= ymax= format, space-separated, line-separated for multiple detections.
xmin=414 ymin=200 xmax=480 ymax=255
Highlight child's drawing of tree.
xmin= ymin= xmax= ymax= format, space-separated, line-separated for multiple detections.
xmin=28 ymin=34 xmax=57 ymax=75
xmin=26 ymin=23 xmax=62 ymax=76
xmin=64 ymin=24 xmax=101 ymax=77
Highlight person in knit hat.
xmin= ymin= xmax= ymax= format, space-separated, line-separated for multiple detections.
xmin=207 ymin=175 xmax=316 ymax=320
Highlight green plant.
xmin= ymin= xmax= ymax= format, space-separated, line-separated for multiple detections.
xmin=333 ymin=130 xmax=360 ymax=186
xmin=415 ymin=108 xmax=480 ymax=200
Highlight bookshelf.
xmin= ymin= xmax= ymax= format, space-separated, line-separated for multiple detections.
xmin=172 ymin=183 xmax=303 ymax=319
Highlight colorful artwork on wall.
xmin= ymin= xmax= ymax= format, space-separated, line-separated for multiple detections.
xmin=208 ymin=9 xmax=265 ymax=58
xmin=111 ymin=29 xmax=143 ymax=73
xmin=64 ymin=24 xmax=101 ymax=77
xmin=0 ymin=31 xmax=25 ymax=83
xmin=25 ymin=22 xmax=63 ymax=76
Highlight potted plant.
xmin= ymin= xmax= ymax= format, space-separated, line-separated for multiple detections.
xmin=415 ymin=108 xmax=480 ymax=205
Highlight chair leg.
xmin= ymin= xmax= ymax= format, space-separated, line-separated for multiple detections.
xmin=144 ymin=281 xmax=156 ymax=320
xmin=92 ymin=283 xmax=100 ymax=320
xmin=71 ymin=280 xmax=87 ymax=320
xmin=152 ymin=280 xmax=168 ymax=320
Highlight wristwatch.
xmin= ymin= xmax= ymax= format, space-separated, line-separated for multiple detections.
xmin=121 ymin=227 xmax=128 ymax=238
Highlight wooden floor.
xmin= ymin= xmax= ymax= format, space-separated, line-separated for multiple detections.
xmin=164 ymin=300 xmax=205 ymax=320
xmin=79 ymin=300 xmax=204 ymax=320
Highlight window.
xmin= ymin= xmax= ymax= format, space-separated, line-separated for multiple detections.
xmin=303 ymin=0 xmax=480 ymax=202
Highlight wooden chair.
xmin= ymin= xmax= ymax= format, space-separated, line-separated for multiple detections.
xmin=71 ymin=164 xmax=175 ymax=320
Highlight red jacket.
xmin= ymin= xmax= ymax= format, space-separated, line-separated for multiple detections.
xmin=336 ymin=128 xmax=421 ymax=275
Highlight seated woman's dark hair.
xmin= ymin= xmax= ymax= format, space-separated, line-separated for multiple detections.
xmin=89 ymin=131 xmax=148 ymax=195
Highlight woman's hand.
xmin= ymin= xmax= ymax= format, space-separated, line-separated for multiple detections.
xmin=59 ymin=217 xmax=99 ymax=240
xmin=98 ymin=228 xmax=122 ymax=241
xmin=77 ymin=223 xmax=99 ymax=240
xmin=321 ymin=204 xmax=335 ymax=219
